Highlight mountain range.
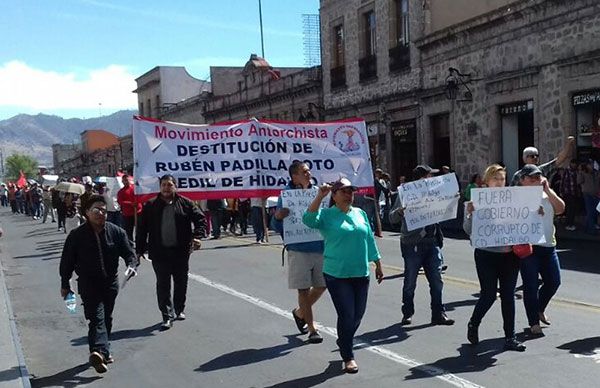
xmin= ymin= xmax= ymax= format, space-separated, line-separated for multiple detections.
xmin=0 ymin=110 xmax=137 ymax=166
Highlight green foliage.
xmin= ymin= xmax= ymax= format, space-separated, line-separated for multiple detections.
xmin=5 ymin=153 xmax=38 ymax=180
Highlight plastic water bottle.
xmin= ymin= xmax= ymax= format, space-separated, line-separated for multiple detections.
xmin=65 ymin=292 xmax=77 ymax=314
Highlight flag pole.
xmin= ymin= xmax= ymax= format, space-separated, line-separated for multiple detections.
xmin=259 ymin=0 xmax=265 ymax=58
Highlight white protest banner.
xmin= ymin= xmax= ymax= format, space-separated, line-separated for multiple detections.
xmin=399 ymin=173 xmax=459 ymax=231
xmin=281 ymin=189 xmax=329 ymax=244
xmin=471 ymin=186 xmax=545 ymax=248
xmin=133 ymin=116 xmax=374 ymax=200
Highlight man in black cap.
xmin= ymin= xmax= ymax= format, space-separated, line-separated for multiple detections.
xmin=60 ymin=194 xmax=138 ymax=373
xmin=389 ymin=165 xmax=454 ymax=326
xmin=136 ymin=174 xmax=206 ymax=330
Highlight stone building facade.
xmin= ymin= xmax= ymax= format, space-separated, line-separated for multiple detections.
xmin=137 ymin=55 xmax=323 ymax=125
xmin=320 ymin=0 xmax=600 ymax=185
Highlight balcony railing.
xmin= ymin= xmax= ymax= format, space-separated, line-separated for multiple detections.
xmin=389 ymin=44 xmax=410 ymax=73
xmin=359 ymin=55 xmax=377 ymax=82
xmin=330 ymin=65 xmax=346 ymax=89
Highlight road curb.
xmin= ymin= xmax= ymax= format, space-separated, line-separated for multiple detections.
xmin=0 ymin=254 xmax=32 ymax=388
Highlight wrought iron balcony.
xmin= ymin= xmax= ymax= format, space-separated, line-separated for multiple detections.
xmin=359 ymin=55 xmax=377 ymax=82
xmin=389 ymin=44 xmax=410 ymax=73
xmin=330 ymin=65 xmax=346 ymax=89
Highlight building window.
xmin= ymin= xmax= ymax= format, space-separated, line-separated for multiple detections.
xmin=389 ymin=0 xmax=410 ymax=72
xmin=147 ymin=99 xmax=152 ymax=118
xmin=359 ymin=10 xmax=377 ymax=82
xmin=331 ymin=24 xmax=346 ymax=89
xmin=364 ymin=11 xmax=376 ymax=57
xmin=139 ymin=102 xmax=144 ymax=116
xmin=155 ymin=95 xmax=160 ymax=117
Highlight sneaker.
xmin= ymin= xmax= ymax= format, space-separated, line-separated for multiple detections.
xmin=400 ymin=315 xmax=412 ymax=325
xmin=161 ymin=319 xmax=173 ymax=330
xmin=307 ymin=331 xmax=323 ymax=344
xmin=504 ymin=337 xmax=526 ymax=352
xmin=105 ymin=355 xmax=114 ymax=364
xmin=431 ymin=313 xmax=455 ymax=326
xmin=176 ymin=312 xmax=186 ymax=321
xmin=467 ymin=322 xmax=479 ymax=345
xmin=89 ymin=351 xmax=108 ymax=373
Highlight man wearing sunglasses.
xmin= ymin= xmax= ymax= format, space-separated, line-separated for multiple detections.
xmin=510 ymin=136 xmax=575 ymax=186
xmin=60 ymin=194 xmax=138 ymax=374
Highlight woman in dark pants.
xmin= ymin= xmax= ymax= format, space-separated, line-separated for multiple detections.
xmin=519 ymin=164 xmax=565 ymax=336
xmin=303 ymin=178 xmax=383 ymax=373
xmin=463 ymin=164 xmax=525 ymax=351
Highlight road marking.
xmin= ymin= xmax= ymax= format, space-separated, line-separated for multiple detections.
xmin=188 ymin=272 xmax=484 ymax=388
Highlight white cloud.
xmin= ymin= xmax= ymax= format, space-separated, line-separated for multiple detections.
xmin=0 ymin=60 xmax=137 ymax=111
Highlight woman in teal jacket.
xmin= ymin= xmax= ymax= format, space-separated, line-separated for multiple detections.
xmin=303 ymin=178 xmax=383 ymax=374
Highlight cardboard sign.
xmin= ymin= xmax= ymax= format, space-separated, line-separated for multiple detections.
xmin=471 ymin=186 xmax=545 ymax=248
xmin=399 ymin=173 xmax=459 ymax=231
xmin=281 ymin=189 xmax=329 ymax=244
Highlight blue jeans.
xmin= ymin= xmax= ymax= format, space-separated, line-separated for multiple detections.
xmin=251 ymin=206 xmax=265 ymax=242
xmin=400 ymin=243 xmax=445 ymax=318
xmin=583 ymin=194 xmax=599 ymax=232
xmin=470 ymin=249 xmax=520 ymax=338
xmin=324 ymin=274 xmax=369 ymax=362
xmin=520 ymin=245 xmax=561 ymax=326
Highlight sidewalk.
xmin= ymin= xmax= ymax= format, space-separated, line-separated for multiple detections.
xmin=0 ymin=214 xmax=31 ymax=388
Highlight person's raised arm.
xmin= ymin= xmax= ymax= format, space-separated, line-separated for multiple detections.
xmin=541 ymin=177 xmax=565 ymax=215
xmin=307 ymin=184 xmax=331 ymax=213
xmin=555 ymin=135 xmax=575 ymax=167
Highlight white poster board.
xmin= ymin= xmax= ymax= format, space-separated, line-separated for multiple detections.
xmin=399 ymin=173 xmax=460 ymax=231
xmin=471 ymin=186 xmax=545 ymax=248
xmin=281 ymin=189 xmax=329 ymax=244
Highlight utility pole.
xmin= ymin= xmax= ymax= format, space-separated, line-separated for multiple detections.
xmin=0 ymin=148 xmax=4 ymax=180
xmin=258 ymin=0 xmax=265 ymax=58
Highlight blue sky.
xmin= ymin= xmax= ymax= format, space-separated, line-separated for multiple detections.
xmin=0 ymin=0 xmax=319 ymax=120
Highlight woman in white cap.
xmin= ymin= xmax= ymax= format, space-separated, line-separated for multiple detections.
xmin=303 ymin=177 xmax=383 ymax=374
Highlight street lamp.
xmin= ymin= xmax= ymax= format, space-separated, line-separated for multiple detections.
xmin=445 ymin=67 xmax=472 ymax=102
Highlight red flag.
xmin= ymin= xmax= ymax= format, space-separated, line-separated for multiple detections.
xmin=16 ymin=171 xmax=27 ymax=188
xmin=267 ymin=69 xmax=281 ymax=80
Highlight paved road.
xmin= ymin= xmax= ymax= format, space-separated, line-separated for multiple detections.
xmin=1 ymin=208 xmax=600 ymax=387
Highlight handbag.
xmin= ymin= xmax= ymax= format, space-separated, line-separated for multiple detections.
xmin=512 ymin=243 xmax=533 ymax=259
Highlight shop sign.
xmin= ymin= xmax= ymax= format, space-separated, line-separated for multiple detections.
xmin=500 ymin=100 xmax=533 ymax=116
xmin=391 ymin=120 xmax=416 ymax=143
xmin=573 ymin=90 xmax=600 ymax=106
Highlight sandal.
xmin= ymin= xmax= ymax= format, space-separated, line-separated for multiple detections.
xmin=539 ymin=312 xmax=551 ymax=325
xmin=292 ymin=308 xmax=308 ymax=334
xmin=343 ymin=360 xmax=359 ymax=374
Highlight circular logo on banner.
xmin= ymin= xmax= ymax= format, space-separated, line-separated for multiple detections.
xmin=333 ymin=125 xmax=365 ymax=155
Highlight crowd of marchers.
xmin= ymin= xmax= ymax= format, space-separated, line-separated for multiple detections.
xmin=1 ymin=135 xmax=599 ymax=376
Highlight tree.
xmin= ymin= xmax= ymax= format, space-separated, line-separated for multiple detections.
xmin=5 ymin=153 xmax=38 ymax=181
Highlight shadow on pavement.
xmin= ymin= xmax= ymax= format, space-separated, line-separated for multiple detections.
xmin=13 ymin=252 xmax=60 ymax=259
xmin=195 ymin=335 xmax=304 ymax=372
xmin=30 ymin=363 xmax=102 ymax=387
xmin=444 ymin=296 xmax=478 ymax=312
xmin=70 ymin=323 xmax=162 ymax=346
xmin=356 ymin=322 xmax=410 ymax=347
xmin=404 ymin=340 xmax=504 ymax=380
xmin=557 ymin=336 xmax=600 ymax=355
xmin=203 ymin=243 xmax=264 ymax=251
xmin=555 ymin=240 xmax=600 ymax=275
xmin=263 ymin=360 xmax=343 ymax=388
xmin=0 ymin=366 xmax=21 ymax=383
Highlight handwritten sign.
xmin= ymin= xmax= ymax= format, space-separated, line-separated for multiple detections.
xmin=281 ymin=189 xmax=329 ymax=244
xmin=471 ymin=186 xmax=545 ymax=248
xmin=399 ymin=173 xmax=459 ymax=231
